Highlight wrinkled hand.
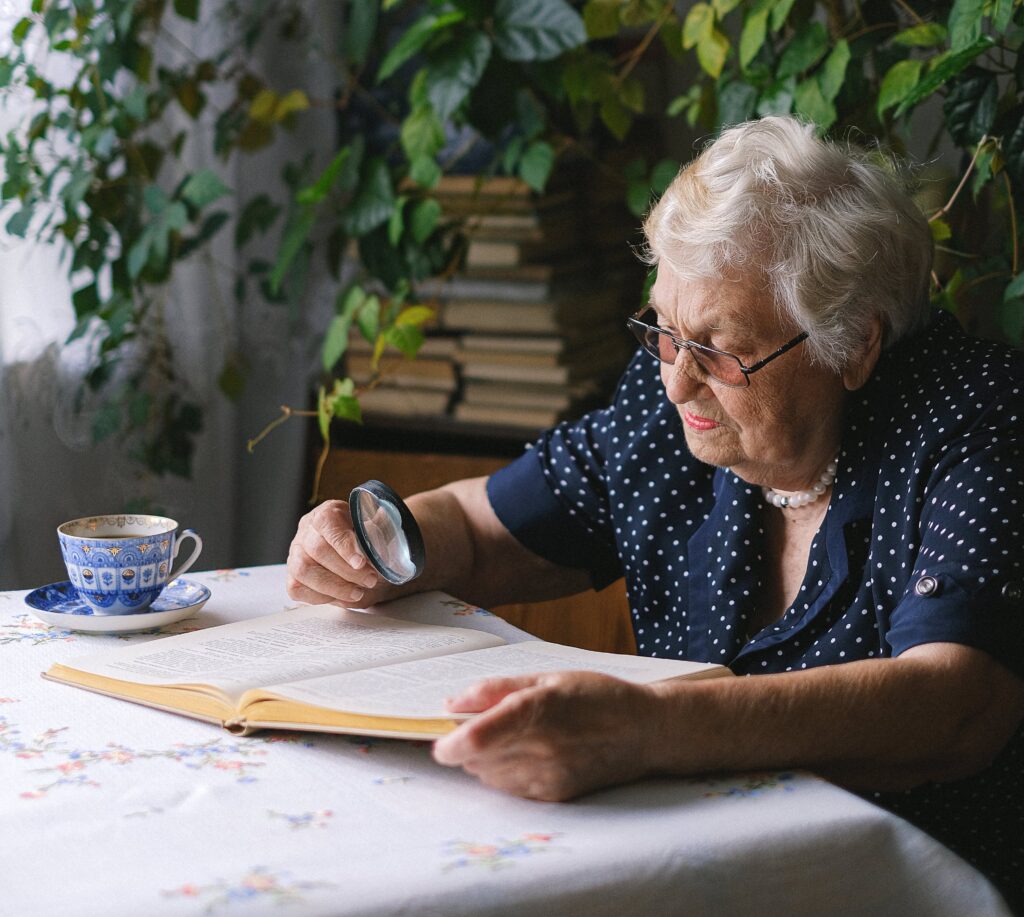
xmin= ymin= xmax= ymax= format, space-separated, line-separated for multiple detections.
xmin=432 ymin=671 xmax=662 ymax=801
xmin=286 ymin=500 xmax=387 ymax=607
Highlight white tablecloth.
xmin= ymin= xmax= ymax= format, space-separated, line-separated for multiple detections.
xmin=0 ymin=565 xmax=1011 ymax=916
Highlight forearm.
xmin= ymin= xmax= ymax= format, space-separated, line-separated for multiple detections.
xmin=407 ymin=477 xmax=592 ymax=608
xmin=646 ymin=645 xmax=1024 ymax=791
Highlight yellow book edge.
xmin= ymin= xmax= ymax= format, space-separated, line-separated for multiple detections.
xmin=42 ymin=664 xmax=465 ymax=740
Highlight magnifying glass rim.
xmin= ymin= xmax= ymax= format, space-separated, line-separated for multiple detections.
xmin=349 ymin=479 xmax=425 ymax=585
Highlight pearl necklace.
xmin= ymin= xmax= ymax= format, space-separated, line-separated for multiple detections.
xmin=762 ymin=457 xmax=838 ymax=509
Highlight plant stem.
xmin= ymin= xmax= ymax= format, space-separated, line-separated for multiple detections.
xmin=929 ymin=136 xmax=988 ymax=222
xmin=613 ymin=2 xmax=675 ymax=87
xmin=1004 ymin=170 xmax=1019 ymax=276
xmin=246 ymin=404 xmax=316 ymax=453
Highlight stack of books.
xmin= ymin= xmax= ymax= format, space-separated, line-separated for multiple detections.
xmin=346 ymin=334 xmax=459 ymax=419
xmin=429 ymin=173 xmax=639 ymax=431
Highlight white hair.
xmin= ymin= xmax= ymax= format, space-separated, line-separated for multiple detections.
xmin=642 ymin=116 xmax=934 ymax=371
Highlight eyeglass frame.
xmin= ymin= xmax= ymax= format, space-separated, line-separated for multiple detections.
xmin=626 ymin=308 xmax=809 ymax=388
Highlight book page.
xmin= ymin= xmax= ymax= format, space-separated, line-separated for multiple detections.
xmin=59 ymin=604 xmax=506 ymax=700
xmin=255 ymin=642 xmax=726 ymax=720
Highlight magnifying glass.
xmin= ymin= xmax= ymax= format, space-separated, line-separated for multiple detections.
xmin=348 ymin=480 xmax=426 ymax=585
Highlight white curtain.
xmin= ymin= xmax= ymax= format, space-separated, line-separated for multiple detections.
xmin=0 ymin=1 xmax=338 ymax=590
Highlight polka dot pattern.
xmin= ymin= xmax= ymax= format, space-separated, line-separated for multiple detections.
xmin=488 ymin=310 xmax=1024 ymax=906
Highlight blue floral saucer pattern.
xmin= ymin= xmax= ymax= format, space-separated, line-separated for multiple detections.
xmin=25 ymin=578 xmax=211 ymax=634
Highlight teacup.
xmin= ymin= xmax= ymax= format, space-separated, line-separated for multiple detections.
xmin=57 ymin=515 xmax=203 ymax=615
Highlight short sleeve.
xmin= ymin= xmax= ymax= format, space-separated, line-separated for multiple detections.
xmin=886 ymin=381 xmax=1024 ymax=676
xmin=485 ymin=355 xmax=659 ymax=591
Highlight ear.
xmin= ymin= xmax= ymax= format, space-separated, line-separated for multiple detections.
xmin=842 ymin=315 xmax=883 ymax=391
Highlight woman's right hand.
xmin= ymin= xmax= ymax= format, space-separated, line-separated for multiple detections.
xmin=286 ymin=500 xmax=387 ymax=608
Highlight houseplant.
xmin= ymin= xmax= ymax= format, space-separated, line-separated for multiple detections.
xmin=2 ymin=0 xmax=1020 ymax=496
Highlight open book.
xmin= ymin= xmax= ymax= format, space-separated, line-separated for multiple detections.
xmin=43 ymin=592 xmax=730 ymax=739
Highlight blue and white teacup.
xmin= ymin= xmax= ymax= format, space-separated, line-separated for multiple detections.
xmin=57 ymin=515 xmax=203 ymax=615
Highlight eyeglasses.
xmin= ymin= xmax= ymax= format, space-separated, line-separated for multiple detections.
xmin=626 ymin=308 xmax=808 ymax=388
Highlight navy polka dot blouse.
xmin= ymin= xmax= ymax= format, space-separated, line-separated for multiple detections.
xmin=487 ymin=309 xmax=1024 ymax=908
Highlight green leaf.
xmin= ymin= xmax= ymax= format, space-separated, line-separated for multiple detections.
xmin=943 ymin=67 xmax=997 ymax=146
xmin=180 ymin=169 xmax=231 ymax=209
xmin=712 ymin=0 xmax=743 ymax=16
xmin=930 ymin=218 xmax=951 ymax=241
xmin=998 ymin=296 xmax=1024 ymax=344
xmin=144 ymin=184 xmax=170 ymax=213
xmin=395 ymin=305 xmax=435 ymax=326
xmin=877 ymin=59 xmax=922 ymax=118
xmin=583 ymin=0 xmax=621 ymax=38
xmin=322 ymin=313 xmax=352 ymax=370
xmin=892 ymin=23 xmax=947 ymax=47
xmin=338 ymin=284 xmax=367 ymax=320
xmin=345 ymin=0 xmax=378 ymax=67
xmin=650 ymin=159 xmax=678 ymax=195
xmin=235 ymin=194 xmax=281 ymax=247
xmin=425 ymin=31 xmax=492 ymax=121
xmin=378 ymin=11 xmax=465 ymax=81
xmin=739 ymin=2 xmax=770 ymax=71
xmin=409 ymin=154 xmax=442 ymax=188
xmin=682 ymin=2 xmax=714 ymax=50
xmin=273 ymin=89 xmax=310 ymax=121
xmin=5 ymin=206 xmax=33 ymax=238
xmin=696 ymin=28 xmax=730 ymax=79
xmin=409 ymin=198 xmax=441 ymax=243
xmin=72 ymin=283 xmax=100 ymax=318
xmin=384 ymin=322 xmax=424 ymax=357
xmin=756 ymin=76 xmax=796 ymax=117
xmin=400 ymin=105 xmax=445 ymax=160
xmin=296 ymin=146 xmax=352 ymax=206
xmin=1002 ymin=105 xmax=1024 ymax=186
xmin=326 ymin=377 xmax=362 ymax=424
xmin=92 ymin=401 xmax=121 ymax=444
xmin=770 ymin=0 xmax=797 ymax=32
xmin=1004 ymin=273 xmax=1024 ymax=301
xmin=992 ymin=0 xmax=1014 ymax=33
xmin=342 ymin=157 xmax=395 ymax=237
xmin=794 ymin=78 xmax=836 ymax=130
xmin=269 ymin=207 xmax=316 ymax=293
xmin=389 ymin=196 xmax=406 ymax=246
xmin=173 ymin=0 xmax=199 ymax=20
xmin=819 ymin=40 xmax=850 ymax=103
xmin=317 ymin=386 xmax=331 ymax=441
xmin=357 ymin=295 xmax=381 ymax=342
xmin=12 ymin=17 xmax=32 ymax=46
xmin=218 ymin=358 xmax=246 ymax=401
xmin=893 ymin=36 xmax=994 ymax=117
xmin=948 ymin=0 xmax=984 ymax=52
xmin=717 ymin=79 xmax=758 ymax=128
xmin=776 ymin=21 xmax=828 ymax=80
xmin=493 ymin=0 xmax=587 ymax=62
xmin=518 ymin=140 xmax=555 ymax=191
xmin=127 ymin=230 xmax=153 ymax=279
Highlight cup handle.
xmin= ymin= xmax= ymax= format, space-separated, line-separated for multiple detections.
xmin=170 ymin=529 xmax=203 ymax=581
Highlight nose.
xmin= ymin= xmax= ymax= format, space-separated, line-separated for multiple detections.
xmin=660 ymin=347 xmax=709 ymax=403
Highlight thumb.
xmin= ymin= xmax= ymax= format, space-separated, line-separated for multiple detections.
xmin=445 ymin=674 xmax=543 ymax=713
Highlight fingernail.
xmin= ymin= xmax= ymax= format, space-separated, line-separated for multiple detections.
xmin=349 ymin=554 xmax=365 ymax=569
xmin=349 ymin=589 xmax=364 ymax=603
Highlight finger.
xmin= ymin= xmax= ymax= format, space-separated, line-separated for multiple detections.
xmin=444 ymin=674 xmax=544 ymax=713
xmin=309 ymin=501 xmax=368 ymax=571
xmin=434 ymin=687 xmax=542 ymax=765
xmin=287 ymin=543 xmax=366 ymax=605
xmin=302 ymin=527 xmax=379 ymax=591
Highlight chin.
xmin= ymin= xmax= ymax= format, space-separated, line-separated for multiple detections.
xmin=682 ymin=427 xmax=745 ymax=470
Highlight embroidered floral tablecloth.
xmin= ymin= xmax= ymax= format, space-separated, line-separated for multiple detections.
xmin=0 ymin=565 xmax=1010 ymax=917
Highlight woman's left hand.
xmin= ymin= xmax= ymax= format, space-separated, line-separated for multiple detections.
xmin=431 ymin=671 xmax=662 ymax=801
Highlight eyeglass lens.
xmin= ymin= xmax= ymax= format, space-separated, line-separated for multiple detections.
xmin=630 ymin=312 xmax=746 ymax=385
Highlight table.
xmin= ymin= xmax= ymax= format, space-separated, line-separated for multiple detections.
xmin=0 ymin=565 xmax=1011 ymax=916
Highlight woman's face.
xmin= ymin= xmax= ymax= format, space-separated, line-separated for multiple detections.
xmin=650 ymin=265 xmax=851 ymax=492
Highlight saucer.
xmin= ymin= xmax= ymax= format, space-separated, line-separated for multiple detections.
xmin=24 ymin=578 xmax=211 ymax=634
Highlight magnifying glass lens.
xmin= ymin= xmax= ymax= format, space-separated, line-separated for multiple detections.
xmin=349 ymin=481 xmax=425 ymax=585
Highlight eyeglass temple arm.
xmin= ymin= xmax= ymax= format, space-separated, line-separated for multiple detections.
xmin=742 ymin=332 xmax=809 ymax=374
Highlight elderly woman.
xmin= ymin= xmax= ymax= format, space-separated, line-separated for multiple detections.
xmin=287 ymin=116 xmax=1024 ymax=908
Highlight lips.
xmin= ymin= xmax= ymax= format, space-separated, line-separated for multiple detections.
xmin=683 ymin=409 xmax=722 ymax=431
